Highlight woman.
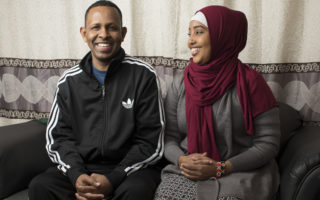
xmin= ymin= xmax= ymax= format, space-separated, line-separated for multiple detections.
xmin=154 ymin=6 xmax=280 ymax=200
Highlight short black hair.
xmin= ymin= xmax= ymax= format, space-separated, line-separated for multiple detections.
xmin=84 ymin=0 xmax=123 ymax=26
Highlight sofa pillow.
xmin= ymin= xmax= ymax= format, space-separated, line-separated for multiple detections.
xmin=0 ymin=120 xmax=52 ymax=199
xmin=278 ymin=102 xmax=302 ymax=150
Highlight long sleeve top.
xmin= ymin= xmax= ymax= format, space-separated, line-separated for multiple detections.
xmin=164 ymin=71 xmax=280 ymax=172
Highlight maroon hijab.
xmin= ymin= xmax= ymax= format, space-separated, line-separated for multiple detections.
xmin=184 ymin=6 xmax=277 ymax=161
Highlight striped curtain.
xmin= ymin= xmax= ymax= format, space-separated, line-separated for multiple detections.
xmin=1 ymin=0 xmax=320 ymax=126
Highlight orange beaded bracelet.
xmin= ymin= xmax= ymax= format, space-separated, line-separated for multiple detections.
xmin=216 ymin=161 xmax=226 ymax=178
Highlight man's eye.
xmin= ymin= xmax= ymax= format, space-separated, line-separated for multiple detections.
xmin=187 ymin=33 xmax=191 ymax=37
xmin=108 ymin=26 xmax=118 ymax=31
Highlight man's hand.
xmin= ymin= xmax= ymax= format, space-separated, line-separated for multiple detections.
xmin=90 ymin=173 xmax=113 ymax=197
xmin=75 ymin=173 xmax=112 ymax=200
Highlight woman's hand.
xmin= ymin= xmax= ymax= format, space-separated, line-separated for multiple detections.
xmin=178 ymin=152 xmax=213 ymax=166
xmin=178 ymin=153 xmax=217 ymax=181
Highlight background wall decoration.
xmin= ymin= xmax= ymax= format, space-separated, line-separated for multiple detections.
xmin=1 ymin=0 xmax=320 ymax=126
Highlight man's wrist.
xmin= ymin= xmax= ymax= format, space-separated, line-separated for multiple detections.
xmin=67 ymin=168 xmax=89 ymax=187
xmin=106 ymin=167 xmax=126 ymax=190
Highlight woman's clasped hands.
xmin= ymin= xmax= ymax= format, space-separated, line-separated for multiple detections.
xmin=178 ymin=152 xmax=217 ymax=181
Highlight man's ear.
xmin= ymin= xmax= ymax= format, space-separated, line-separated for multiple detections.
xmin=80 ymin=27 xmax=87 ymax=43
xmin=121 ymin=27 xmax=127 ymax=42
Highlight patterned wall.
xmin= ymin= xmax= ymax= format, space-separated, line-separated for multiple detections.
xmin=1 ymin=57 xmax=319 ymax=126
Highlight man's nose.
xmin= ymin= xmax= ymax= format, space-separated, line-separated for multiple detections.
xmin=99 ymin=28 xmax=109 ymax=38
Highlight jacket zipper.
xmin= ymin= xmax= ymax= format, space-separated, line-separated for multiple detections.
xmin=101 ymin=85 xmax=105 ymax=98
xmin=101 ymin=85 xmax=106 ymax=158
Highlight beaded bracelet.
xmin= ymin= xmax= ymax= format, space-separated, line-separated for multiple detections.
xmin=216 ymin=161 xmax=226 ymax=178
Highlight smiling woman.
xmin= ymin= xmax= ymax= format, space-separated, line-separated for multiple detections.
xmin=154 ymin=5 xmax=280 ymax=200
xmin=187 ymin=19 xmax=211 ymax=65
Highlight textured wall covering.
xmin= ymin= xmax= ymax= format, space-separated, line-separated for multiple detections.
xmin=1 ymin=0 xmax=320 ymax=126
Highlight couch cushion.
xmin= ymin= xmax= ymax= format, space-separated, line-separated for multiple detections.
xmin=0 ymin=120 xmax=52 ymax=199
xmin=279 ymin=126 xmax=320 ymax=200
xmin=278 ymin=102 xmax=302 ymax=150
xmin=3 ymin=189 xmax=28 ymax=200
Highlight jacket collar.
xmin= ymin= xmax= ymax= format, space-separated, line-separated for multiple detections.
xmin=79 ymin=48 xmax=126 ymax=76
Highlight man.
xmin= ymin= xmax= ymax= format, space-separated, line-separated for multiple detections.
xmin=28 ymin=1 xmax=165 ymax=199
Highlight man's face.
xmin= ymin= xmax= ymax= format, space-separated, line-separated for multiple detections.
xmin=80 ymin=6 xmax=127 ymax=68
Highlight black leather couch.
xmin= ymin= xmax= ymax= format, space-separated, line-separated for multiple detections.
xmin=0 ymin=102 xmax=320 ymax=200
xmin=0 ymin=120 xmax=52 ymax=200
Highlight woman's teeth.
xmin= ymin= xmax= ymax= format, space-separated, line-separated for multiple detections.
xmin=191 ymin=48 xmax=199 ymax=56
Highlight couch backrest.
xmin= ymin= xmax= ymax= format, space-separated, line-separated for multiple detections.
xmin=278 ymin=102 xmax=302 ymax=151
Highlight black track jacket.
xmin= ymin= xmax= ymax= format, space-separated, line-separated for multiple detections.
xmin=46 ymin=48 xmax=165 ymax=189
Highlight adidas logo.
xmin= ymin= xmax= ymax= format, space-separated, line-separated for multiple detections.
xmin=122 ymin=98 xmax=134 ymax=109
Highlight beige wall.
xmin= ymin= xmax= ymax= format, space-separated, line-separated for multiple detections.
xmin=1 ymin=0 xmax=319 ymax=62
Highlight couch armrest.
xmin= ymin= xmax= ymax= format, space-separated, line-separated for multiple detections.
xmin=279 ymin=126 xmax=320 ymax=200
xmin=0 ymin=120 xmax=53 ymax=199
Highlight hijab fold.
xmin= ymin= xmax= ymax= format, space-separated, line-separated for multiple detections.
xmin=185 ymin=6 xmax=277 ymax=161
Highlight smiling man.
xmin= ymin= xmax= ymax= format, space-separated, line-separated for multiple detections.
xmin=28 ymin=1 xmax=165 ymax=200
xmin=80 ymin=2 xmax=126 ymax=71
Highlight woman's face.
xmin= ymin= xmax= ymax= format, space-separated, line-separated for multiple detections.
xmin=187 ymin=20 xmax=211 ymax=65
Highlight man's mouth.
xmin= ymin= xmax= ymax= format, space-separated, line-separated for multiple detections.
xmin=96 ymin=43 xmax=112 ymax=52
xmin=97 ymin=43 xmax=110 ymax=47
xmin=191 ymin=48 xmax=200 ymax=56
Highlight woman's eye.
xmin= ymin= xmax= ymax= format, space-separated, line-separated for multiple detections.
xmin=196 ymin=30 xmax=203 ymax=35
xmin=187 ymin=33 xmax=191 ymax=37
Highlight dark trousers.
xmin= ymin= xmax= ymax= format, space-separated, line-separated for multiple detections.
xmin=28 ymin=167 xmax=161 ymax=200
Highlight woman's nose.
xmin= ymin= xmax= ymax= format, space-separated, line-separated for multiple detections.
xmin=188 ymin=36 xmax=196 ymax=46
